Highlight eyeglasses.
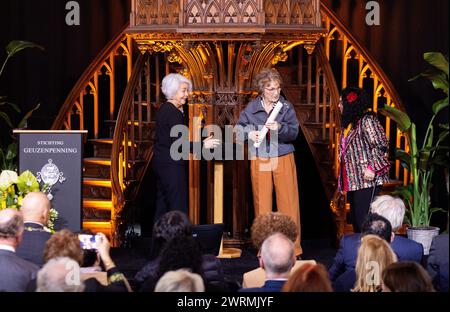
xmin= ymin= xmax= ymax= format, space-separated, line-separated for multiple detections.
xmin=265 ymin=87 xmax=281 ymax=93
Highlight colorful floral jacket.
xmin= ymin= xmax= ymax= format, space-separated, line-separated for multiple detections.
xmin=338 ymin=113 xmax=390 ymax=192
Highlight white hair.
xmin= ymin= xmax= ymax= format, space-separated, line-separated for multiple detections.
xmin=161 ymin=73 xmax=192 ymax=100
xmin=155 ymin=269 xmax=205 ymax=292
xmin=260 ymin=232 xmax=295 ymax=275
xmin=370 ymin=195 xmax=405 ymax=231
xmin=37 ymin=257 xmax=85 ymax=292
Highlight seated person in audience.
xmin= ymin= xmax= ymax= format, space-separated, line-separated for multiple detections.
xmin=282 ymin=262 xmax=332 ymax=292
xmin=240 ymin=233 xmax=295 ymax=292
xmin=332 ymin=213 xmax=393 ymax=292
xmin=382 ymin=262 xmax=435 ymax=292
xmin=0 ymin=208 xmax=39 ymax=292
xmin=135 ymin=211 xmax=226 ymax=290
xmin=155 ymin=269 xmax=205 ymax=292
xmin=329 ymin=195 xmax=423 ymax=283
xmin=370 ymin=195 xmax=423 ymax=262
xmin=427 ymin=233 xmax=449 ymax=292
xmin=352 ymin=234 xmax=397 ymax=292
xmin=36 ymin=257 xmax=85 ymax=292
xmin=243 ymin=212 xmax=315 ymax=288
xmin=16 ymin=192 xmax=52 ymax=267
xmin=28 ymin=229 xmax=130 ymax=292
xmin=140 ymin=235 xmax=206 ymax=292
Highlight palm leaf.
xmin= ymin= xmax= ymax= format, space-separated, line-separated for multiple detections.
xmin=0 ymin=100 xmax=21 ymax=113
xmin=395 ymin=149 xmax=411 ymax=170
xmin=0 ymin=111 xmax=14 ymax=128
xmin=379 ymin=105 xmax=411 ymax=132
xmin=6 ymin=40 xmax=44 ymax=58
xmin=17 ymin=103 xmax=40 ymax=129
xmin=432 ymin=97 xmax=449 ymax=114
xmin=424 ymin=52 xmax=449 ymax=77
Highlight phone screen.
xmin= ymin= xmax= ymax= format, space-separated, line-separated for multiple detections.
xmin=78 ymin=234 xmax=98 ymax=250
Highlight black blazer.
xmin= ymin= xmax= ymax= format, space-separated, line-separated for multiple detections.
xmin=0 ymin=249 xmax=39 ymax=292
xmin=16 ymin=222 xmax=52 ymax=267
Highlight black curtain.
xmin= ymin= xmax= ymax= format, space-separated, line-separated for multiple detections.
xmin=0 ymin=0 xmax=130 ymax=133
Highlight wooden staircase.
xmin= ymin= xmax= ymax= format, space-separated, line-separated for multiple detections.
xmin=51 ymin=2 xmax=412 ymax=244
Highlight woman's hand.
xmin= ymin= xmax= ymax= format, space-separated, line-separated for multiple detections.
xmin=95 ymin=232 xmax=110 ymax=260
xmin=265 ymin=121 xmax=280 ymax=131
xmin=363 ymin=168 xmax=376 ymax=181
xmin=248 ymin=131 xmax=260 ymax=143
xmin=203 ymin=135 xmax=221 ymax=149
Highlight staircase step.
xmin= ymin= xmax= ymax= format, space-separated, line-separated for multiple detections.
xmin=82 ymin=221 xmax=111 ymax=238
xmin=380 ymin=179 xmax=403 ymax=195
xmin=320 ymin=160 xmax=334 ymax=167
xmin=312 ymin=139 xmax=330 ymax=146
xmin=83 ymin=158 xmax=111 ymax=179
xmin=83 ymin=177 xmax=112 ymax=199
xmin=89 ymin=138 xmax=113 ymax=145
xmin=84 ymin=178 xmax=112 ymax=188
xmin=104 ymin=120 xmax=155 ymax=126
xmin=84 ymin=157 xmax=111 ymax=166
xmin=90 ymin=138 xmax=113 ymax=158
xmin=83 ymin=199 xmax=112 ymax=211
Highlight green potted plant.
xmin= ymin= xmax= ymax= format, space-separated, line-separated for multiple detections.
xmin=380 ymin=52 xmax=449 ymax=254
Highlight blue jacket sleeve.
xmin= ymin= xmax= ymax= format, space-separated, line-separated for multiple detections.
xmin=277 ymin=105 xmax=299 ymax=142
xmin=236 ymin=109 xmax=251 ymax=142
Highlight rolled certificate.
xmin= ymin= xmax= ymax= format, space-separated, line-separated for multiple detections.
xmin=254 ymin=101 xmax=283 ymax=148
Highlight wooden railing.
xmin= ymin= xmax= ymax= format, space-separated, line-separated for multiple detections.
xmin=320 ymin=2 xmax=410 ymax=184
xmin=51 ymin=25 xmax=132 ymax=136
xmin=111 ymin=53 xmax=156 ymax=245
xmin=315 ymin=43 xmax=341 ymax=177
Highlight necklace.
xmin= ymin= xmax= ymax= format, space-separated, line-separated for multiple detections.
xmin=24 ymin=226 xmax=51 ymax=233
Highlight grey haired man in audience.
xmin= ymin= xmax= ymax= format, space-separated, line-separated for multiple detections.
xmin=0 ymin=208 xmax=39 ymax=291
xmin=36 ymin=257 xmax=85 ymax=292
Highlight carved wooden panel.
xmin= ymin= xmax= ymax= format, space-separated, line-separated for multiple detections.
xmin=264 ymin=0 xmax=320 ymax=26
xmin=185 ymin=0 xmax=260 ymax=25
xmin=134 ymin=0 xmax=180 ymax=26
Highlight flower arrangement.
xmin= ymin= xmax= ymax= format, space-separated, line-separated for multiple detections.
xmin=0 ymin=170 xmax=58 ymax=232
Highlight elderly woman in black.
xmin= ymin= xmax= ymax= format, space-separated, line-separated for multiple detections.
xmin=152 ymin=73 xmax=220 ymax=222
xmin=338 ymin=87 xmax=390 ymax=232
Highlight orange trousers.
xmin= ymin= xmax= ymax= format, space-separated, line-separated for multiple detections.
xmin=250 ymin=153 xmax=302 ymax=255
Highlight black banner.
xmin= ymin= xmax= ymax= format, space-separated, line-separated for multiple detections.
xmin=15 ymin=130 xmax=86 ymax=232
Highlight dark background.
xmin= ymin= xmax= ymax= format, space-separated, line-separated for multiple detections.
xmin=1 ymin=0 xmax=448 ymax=237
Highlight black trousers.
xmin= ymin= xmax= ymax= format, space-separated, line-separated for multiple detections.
xmin=153 ymin=162 xmax=188 ymax=223
xmin=347 ymin=186 xmax=381 ymax=233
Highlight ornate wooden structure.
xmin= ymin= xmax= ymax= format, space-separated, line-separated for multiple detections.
xmin=52 ymin=1 xmax=409 ymax=245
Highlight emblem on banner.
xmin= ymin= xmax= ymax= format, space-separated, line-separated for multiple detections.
xmin=36 ymin=159 xmax=66 ymax=186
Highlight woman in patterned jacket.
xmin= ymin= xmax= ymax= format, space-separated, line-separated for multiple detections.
xmin=338 ymin=87 xmax=390 ymax=232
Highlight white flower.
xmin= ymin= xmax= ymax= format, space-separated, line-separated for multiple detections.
xmin=47 ymin=193 xmax=53 ymax=201
xmin=0 ymin=170 xmax=19 ymax=191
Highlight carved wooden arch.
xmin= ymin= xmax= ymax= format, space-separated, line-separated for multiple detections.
xmin=291 ymin=1 xmax=303 ymax=24
xmin=205 ymin=0 xmax=221 ymax=24
xmin=186 ymin=0 xmax=204 ymax=25
xmin=359 ymin=63 xmax=372 ymax=87
xmin=241 ymin=1 xmax=258 ymax=24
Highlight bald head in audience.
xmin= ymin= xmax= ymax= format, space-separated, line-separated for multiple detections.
xmin=0 ymin=208 xmax=24 ymax=248
xmin=260 ymin=233 xmax=296 ymax=279
xmin=21 ymin=192 xmax=51 ymax=225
